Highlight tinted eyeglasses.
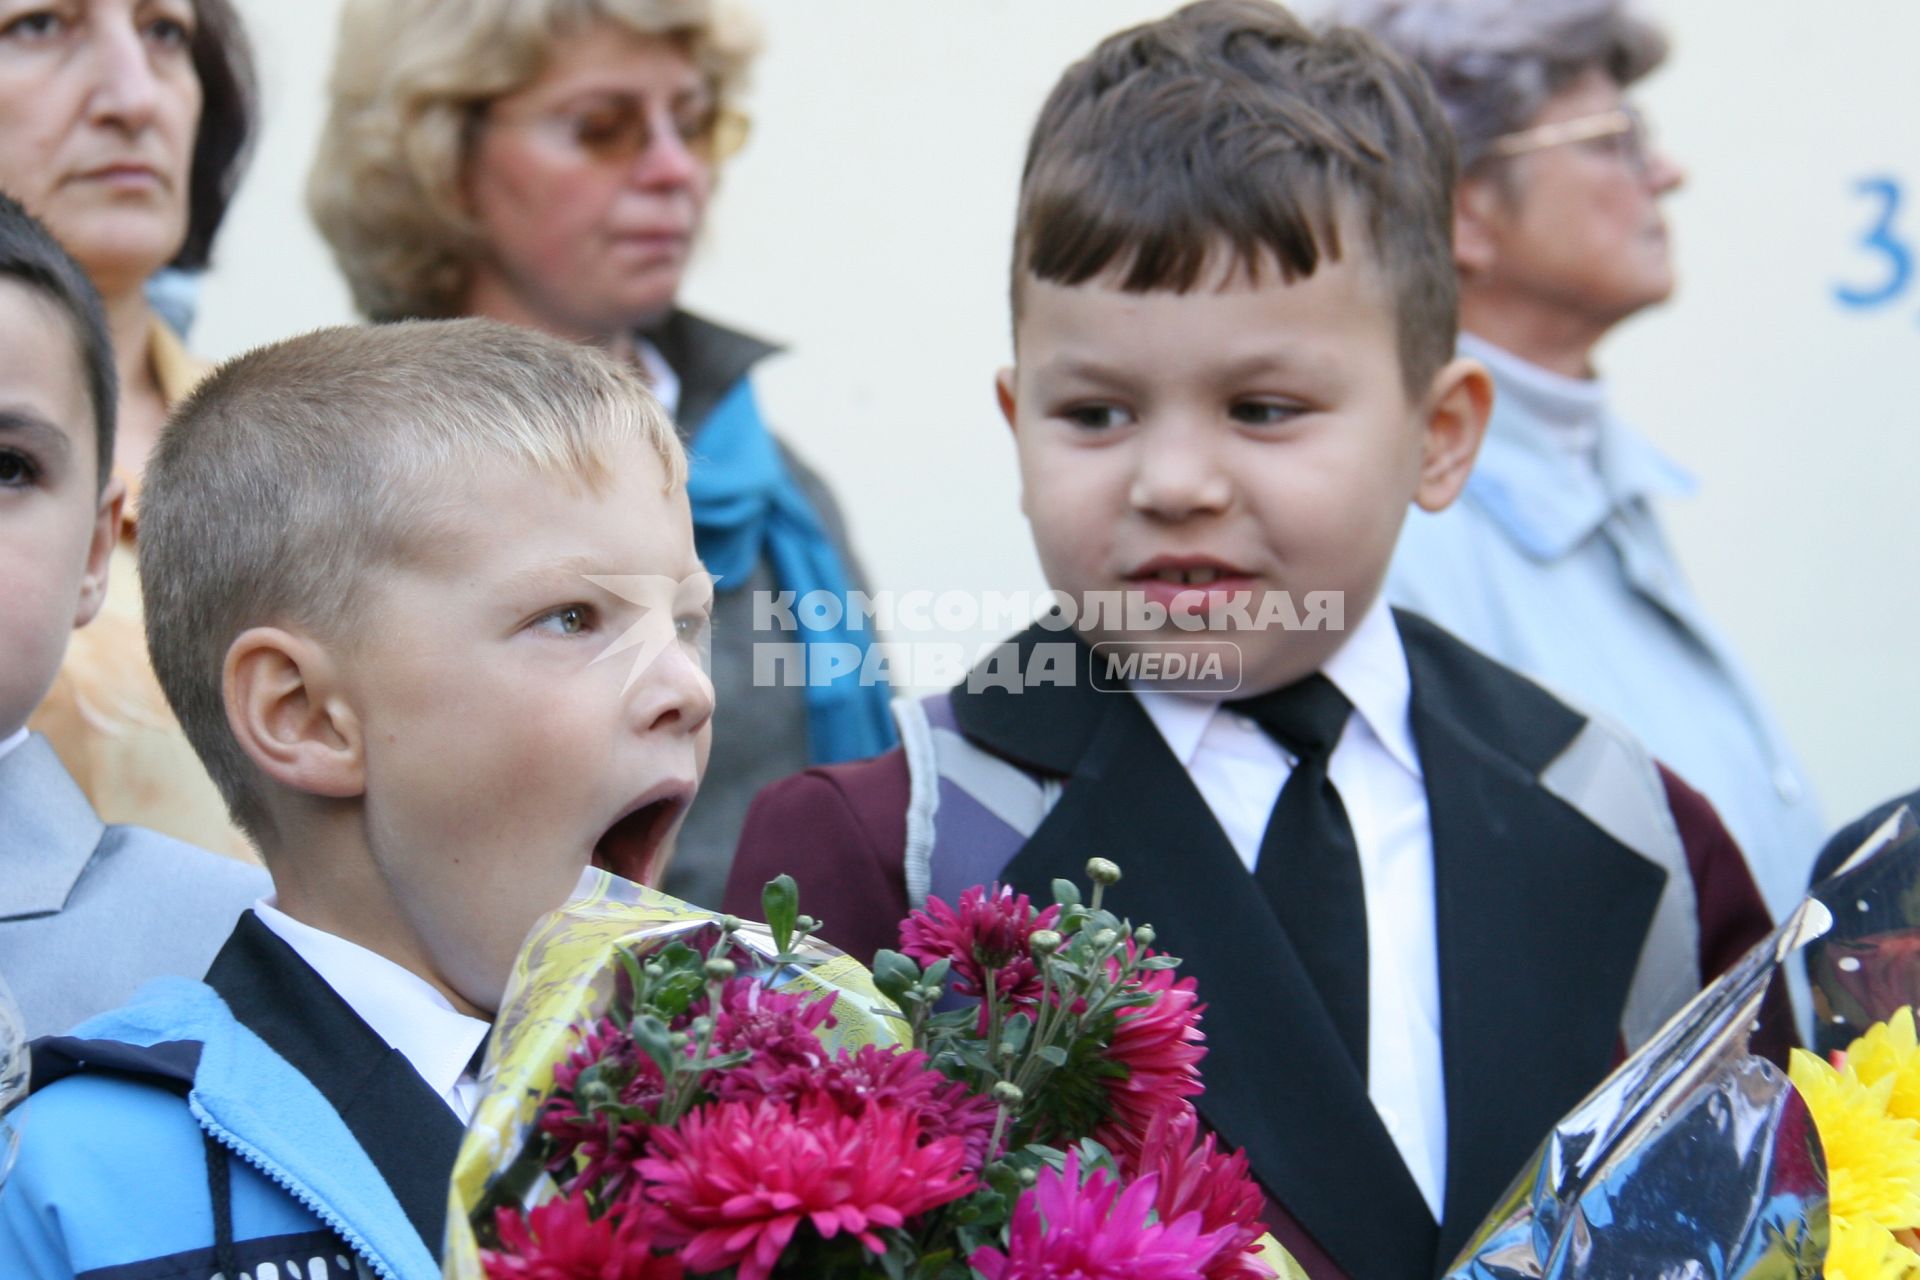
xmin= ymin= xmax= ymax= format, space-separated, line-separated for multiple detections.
xmin=1484 ymin=106 xmax=1651 ymax=176
xmin=487 ymin=94 xmax=751 ymax=166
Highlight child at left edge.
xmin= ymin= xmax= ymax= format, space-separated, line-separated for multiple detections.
xmin=0 ymin=319 xmax=714 ymax=1279
xmin=0 ymin=191 xmax=267 ymax=1039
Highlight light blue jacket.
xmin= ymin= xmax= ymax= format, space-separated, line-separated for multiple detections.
xmin=1387 ymin=335 xmax=1824 ymax=918
xmin=0 ymin=976 xmax=442 ymax=1280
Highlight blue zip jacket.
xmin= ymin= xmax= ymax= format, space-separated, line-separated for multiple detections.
xmin=0 ymin=915 xmax=457 ymax=1280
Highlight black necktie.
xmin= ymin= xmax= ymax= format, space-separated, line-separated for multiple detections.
xmin=1230 ymin=674 xmax=1369 ymax=1075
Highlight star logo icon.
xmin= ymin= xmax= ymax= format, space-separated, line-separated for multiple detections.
xmin=582 ymin=572 xmax=717 ymax=692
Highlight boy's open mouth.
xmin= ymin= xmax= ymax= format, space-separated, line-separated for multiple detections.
xmin=592 ymin=789 xmax=691 ymax=886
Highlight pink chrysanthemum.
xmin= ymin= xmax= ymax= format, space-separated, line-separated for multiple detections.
xmin=482 ymin=1196 xmax=683 ymax=1280
xmin=637 ymin=1096 xmax=976 ymax=1280
xmin=969 ymin=1152 xmax=1236 ymax=1280
xmin=540 ymin=1019 xmax=665 ymax=1198
xmin=708 ymin=976 xmax=839 ymax=1070
xmin=717 ymin=1042 xmax=1001 ymax=1170
xmin=900 ymin=884 xmax=1062 ymax=1003
xmin=1135 ymin=1108 xmax=1276 ymax=1280
xmin=1097 ymin=961 xmax=1208 ymax=1166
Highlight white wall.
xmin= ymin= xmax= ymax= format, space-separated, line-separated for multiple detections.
xmin=200 ymin=0 xmax=1920 ymax=827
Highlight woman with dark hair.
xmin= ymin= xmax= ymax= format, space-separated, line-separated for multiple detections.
xmin=6 ymin=0 xmax=259 ymax=859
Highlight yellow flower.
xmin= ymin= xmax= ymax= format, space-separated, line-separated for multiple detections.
xmin=1826 ymin=1215 xmax=1920 ymax=1280
xmin=1791 ymin=1047 xmax=1920 ymax=1229
xmin=1850 ymin=1009 xmax=1920 ymax=1124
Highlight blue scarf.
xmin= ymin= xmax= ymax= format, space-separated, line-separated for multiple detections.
xmin=686 ymin=378 xmax=897 ymax=763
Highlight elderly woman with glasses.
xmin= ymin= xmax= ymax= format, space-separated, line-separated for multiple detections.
xmin=1345 ymin=0 xmax=1824 ymax=917
xmin=309 ymin=0 xmax=893 ymax=909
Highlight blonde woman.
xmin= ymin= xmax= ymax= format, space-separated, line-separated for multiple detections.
xmin=311 ymin=0 xmax=892 ymax=910
xmin=8 ymin=0 xmax=258 ymax=860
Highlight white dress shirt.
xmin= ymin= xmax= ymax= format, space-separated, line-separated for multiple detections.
xmin=0 ymin=727 xmax=27 ymax=765
xmin=253 ymin=899 xmax=491 ymax=1124
xmin=1134 ymin=595 xmax=1447 ymax=1217
xmin=634 ymin=337 xmax=683 ymax=419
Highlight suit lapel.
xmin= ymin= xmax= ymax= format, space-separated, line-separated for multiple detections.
xmin=0 ymin=735 xmax=104 ymax=920
xmin=1398 ymin=612 xmax=1669 ymax=1269
xmin=959 ymin=633 xmax=1437 ymax=1280
xmin=206 ymin=914 xmax=469 ymax=1261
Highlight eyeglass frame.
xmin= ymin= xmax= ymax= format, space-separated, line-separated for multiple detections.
xmin=480 ymin=93 xmax=752 ymax=168
xmin=1482 ymin=106 xmax=1650 ymax=175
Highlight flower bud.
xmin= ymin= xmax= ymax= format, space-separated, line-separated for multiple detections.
xmin=1018 ymin=1167 xmax=1039 ymax=1186
xmin=1092 ymin=929 xmax=1118 ymax=950
xmin=580 ymin=1078 xmax=618 ymax=1110
xmin=1086 ymin=857 xmax=1122 ymax=886
xmin=991 ymin=1081 xmax=1025 ymax=1107
xmin=1133 ymin=925 xmax=1156 ymax=948
xmin=704 ymin=957 xmax=738 ymax=983
xmin=719 ymin=915 xmax=744 ymax=934
xmin=1029 ymin=929 xmax=1063 ymax=956
xmin=668 ymin=1032 xmax=691 ymax=1051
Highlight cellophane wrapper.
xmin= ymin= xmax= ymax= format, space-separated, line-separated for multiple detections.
xmin=1446 ymin=806 xmax=1920 ymax=1279
xmin=441 ymin=868 xmax=903 ymax=1277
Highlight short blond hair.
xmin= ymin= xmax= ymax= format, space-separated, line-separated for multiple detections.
xmin=308 ymin=0 xmax=759 ymax=322
xmin=138 ymin=319 xmax=687 ymax=840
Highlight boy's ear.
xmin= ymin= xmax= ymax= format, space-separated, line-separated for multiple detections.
xmin=994 ymin=367 xmax=1018 ymax=433
xmin=224 ymin=627 xmax=365 ymax=801
xmin=1454 ymin=176 xmax=1505 ymax=279
xmin=71 ymin=476 xmax=126 ymax=630
xmin=1413 ymin=356 xmax=1494 ymax=514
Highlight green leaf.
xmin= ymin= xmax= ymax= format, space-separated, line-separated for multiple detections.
xmin=1136 ymin=955 xmax=1181 ymax=970
xmin=1035 ymin=1044 xmax=1069 ymax=1068
xmin=871 ymin=949 xmax=922 ymax=1003
xmin=761 ymin=875 xmax=800 ymax=955
xmin=628 ymin=1014 xmax=679 ymax=1078
xmin=1051 ymin=878 xmax=1082 ymax=908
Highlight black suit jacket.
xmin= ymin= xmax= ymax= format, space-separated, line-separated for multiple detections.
xmin=729 ymin=612 xmax=1780 ymax=1280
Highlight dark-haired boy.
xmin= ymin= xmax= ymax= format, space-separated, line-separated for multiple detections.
xmin=726 ymin=4 xmax=1785 ymax=1277
xmin=0 ymin=192 xmax=265 ymax=1039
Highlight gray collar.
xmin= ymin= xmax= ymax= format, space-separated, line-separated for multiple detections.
xmin=0 ymin=734 xmax=105 ymax=919
xmin=1459 ymin=335 xmax=1695 ymax=561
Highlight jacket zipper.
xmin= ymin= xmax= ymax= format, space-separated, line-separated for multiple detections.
xmin=189 ymin=1097 xmax=399 ymax=1280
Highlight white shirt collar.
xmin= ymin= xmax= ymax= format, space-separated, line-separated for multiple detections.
xmin=252 ymin=898 xmax=490 ymax=1119
xmin=1134 ymin=592 xmax=1420 ymax=777
xmin=0 ymin=727 xmax=28 ymax=765
xmin=634 ymin=337 xmax=682 ymax=420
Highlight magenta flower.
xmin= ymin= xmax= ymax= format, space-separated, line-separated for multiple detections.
xmin=717 ymin=1042 xmax=1001 ymax=1170
xmin=900 ymin=884 xmax=1062 ymax=1003
xmin=637 ymin=1096 xmax=976 ymax=1280
xmin=969 ymin=1152 xmax=1237 ymax=1280
xmin=708 ymin=976 xmax=839 ymax=1070
xmin=482 ymin=1196 xmax=683 ymax=1280
xmin=1134 ymin=1108 xmax=1276 ymax=1280
xmin=540 ymin=1019 xmax=664 ymax=1199
xmin=1097 ymin=960 xmax=1208 ymax=1166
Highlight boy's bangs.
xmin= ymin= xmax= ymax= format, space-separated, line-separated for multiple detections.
xmin=1020 ymin=149 xmax=1352 ymax=296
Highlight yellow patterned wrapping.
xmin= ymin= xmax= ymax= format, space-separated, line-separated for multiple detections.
xmin=443 ymin=869 xmax=903 ymax=1277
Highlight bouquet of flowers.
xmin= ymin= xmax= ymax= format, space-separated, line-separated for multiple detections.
xmin=447 ymin=859 xmax=1297 ymax=1280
